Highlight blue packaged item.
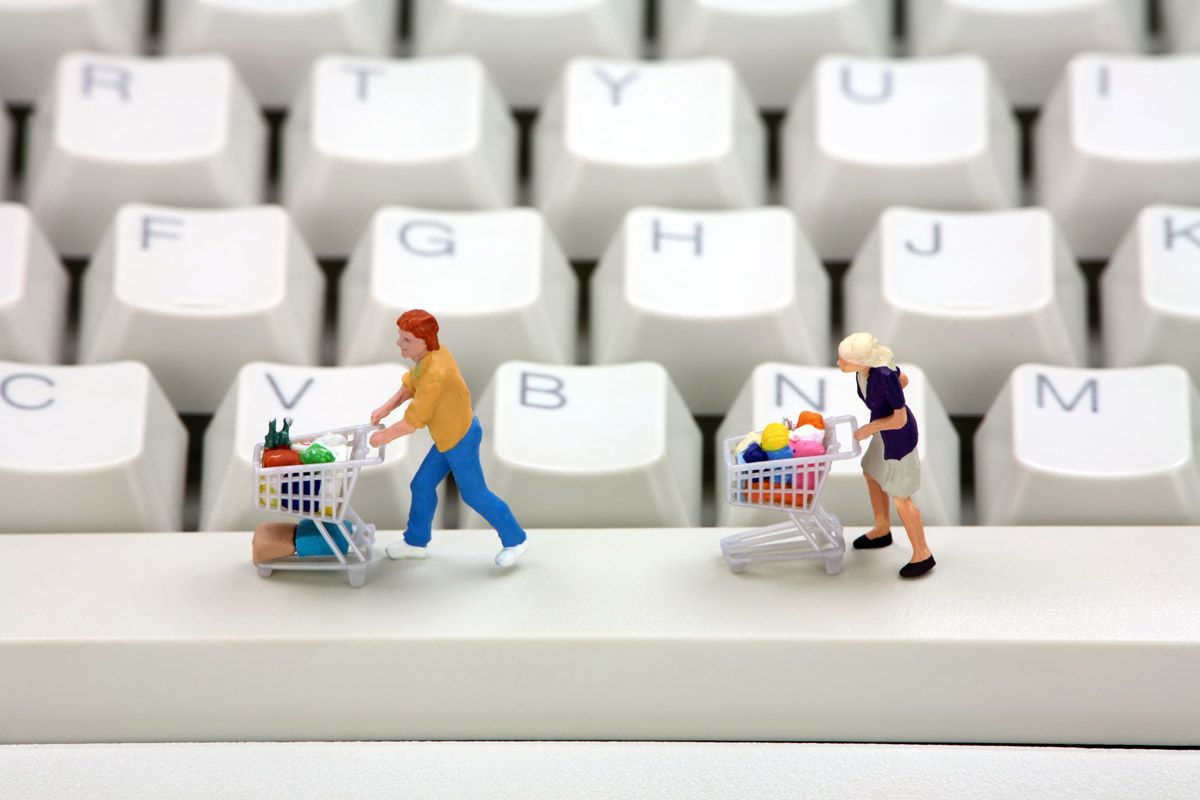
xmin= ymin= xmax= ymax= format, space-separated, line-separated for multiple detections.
xmin=741 ymin=443 xmax=768 ymax=463
xmin=281 ymin=474 xmax=322 ymax=513
xmin=295 ymin=519 xmax=352 ymax=558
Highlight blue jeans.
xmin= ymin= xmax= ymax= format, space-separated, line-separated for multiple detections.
xmin=404 ymin=417 xmax=526 ymax=549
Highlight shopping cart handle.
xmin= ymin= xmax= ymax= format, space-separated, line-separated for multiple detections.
xmin=824 ymin=415 xmax=863 ymax=460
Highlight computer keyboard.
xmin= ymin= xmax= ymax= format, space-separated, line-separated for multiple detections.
xmin=1 ymin=0 xmax=1199 ymax=796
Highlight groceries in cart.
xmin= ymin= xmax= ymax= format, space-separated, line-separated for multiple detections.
xmin=720 ymin=414 xmax=861 ymax=575
xmin=732 ymin=411 xmax=834 ymax=507
xmin=252 ymin=420 xmax=384 ymax=587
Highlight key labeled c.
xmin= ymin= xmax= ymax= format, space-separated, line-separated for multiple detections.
xmin=1 ymin=373 xmax=55 ymax=411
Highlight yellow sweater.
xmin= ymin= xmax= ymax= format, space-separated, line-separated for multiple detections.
xmin=402 ymin=347 xmax=473 ymax=451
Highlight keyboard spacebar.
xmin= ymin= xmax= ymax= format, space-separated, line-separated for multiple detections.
xmin=0 ymin=528 xmax=1196 ymax=746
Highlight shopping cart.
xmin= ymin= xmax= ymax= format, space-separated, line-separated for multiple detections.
xmin=252 ymin=422 xmax=385 ymax=587
xmin=720 ymin=415 xmax=861 ymax=575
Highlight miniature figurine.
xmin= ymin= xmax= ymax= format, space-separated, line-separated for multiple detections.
xmin=368 ymin=309 xmax=529 ymax=567
xmin=836 ymin=332 xmax=935 ymax=578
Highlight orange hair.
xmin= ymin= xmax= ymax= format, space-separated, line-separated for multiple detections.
xmin=396 ymin=309 xmax=440 ymax=351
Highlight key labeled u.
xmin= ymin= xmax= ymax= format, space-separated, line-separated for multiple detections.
xmin=839 ymin=65 xmax=893 ymax=104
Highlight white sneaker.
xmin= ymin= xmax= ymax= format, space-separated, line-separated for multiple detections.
xmin=386 ymin=541 xmax=429 ymax=560
xmin=494 ymin=541 xmax=530 ymax=568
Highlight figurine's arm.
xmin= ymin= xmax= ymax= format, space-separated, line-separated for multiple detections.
xmin=854 ymin=407 xmax=908 ymax=440
xmin=371 ymin=385 xmax=413 ymax=425
xmin=370 ymin=417 xmax=416 ymax=447
xmin=899 ymin=371 xmax=909 ymax=389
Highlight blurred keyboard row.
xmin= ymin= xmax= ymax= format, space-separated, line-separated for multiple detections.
xmin=2 ymin=358 xmax=1199 ymax=532
xmin=2 ymin=51 xmax=1200 ymax=258
xmin=2 ymin=0 xmax=1199 ymax=108
xmin=4 ymin=200 xmax=1199 ymax=409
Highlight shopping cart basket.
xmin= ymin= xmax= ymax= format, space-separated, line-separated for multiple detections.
xmin=720 ymin=415 xmax=861 ymax=575
xmin=253 ymin=422 xmax=385 ymax=587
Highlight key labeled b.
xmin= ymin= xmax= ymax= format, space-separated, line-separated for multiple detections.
xmin=464 ymin=361 xmax=702 ymax=528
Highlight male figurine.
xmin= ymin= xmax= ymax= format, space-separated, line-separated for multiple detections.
xmin=369 ymin=310 xmax=529 ymax=567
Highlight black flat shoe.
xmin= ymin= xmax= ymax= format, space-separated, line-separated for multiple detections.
xmin=899 ymin=556 xmax=936 ymax=578
xmin=852 ymin=531 xmax=893 ymax=549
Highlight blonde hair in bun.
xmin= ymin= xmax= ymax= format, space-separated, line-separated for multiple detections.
xmin=838 ymin=332 xmax=896 ymax=370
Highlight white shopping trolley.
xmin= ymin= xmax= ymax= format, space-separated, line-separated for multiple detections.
xmin=253 ymin=422 xmax=385 ymax=587
xmin=720 ymin=415 xmax=861 ymax=575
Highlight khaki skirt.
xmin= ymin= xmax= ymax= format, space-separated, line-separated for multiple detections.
xmin=862 ymin=435 xmax=921 ymax=499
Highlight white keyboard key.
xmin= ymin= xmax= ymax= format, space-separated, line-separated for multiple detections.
xmin=162 ymin=0 xmax=397 ymax=107
xmin=463 ymin=361 xmax=701 ymax=528
xmin=534 ymin=57 xmax=767 ymax=260
xmin=1103 ymin=206 xmax=1200 ymax=385
xmin=1035 ymin=54 xmax=1200 ymax=259
xmin=413 ymin=0 xmax=642 ymax=108
xmin=908 ymin=0 xmax=1144 ymax=107
xmin=0 ymin=0 xmax=145 ymax=104
xmin=0 ymin=100 xmax=9 ymax=195
xmin=592 ymin=206 xmax=829 ymax=414
xmin=4 ymin=743 xmax=1199 ymax=800
xmin=201 ymin=362 xmax=437 ymax=533
xmin=26 ymin=53 xmax=267 ymax=257
xmin=1163 ymin=0 xmax=1200 ymax=51
xmin=338 ymin=207 xmax=577 ymax=394
xmin=844 ymin=207 xmax=1087 ymax=414
xmin=77 ymin=205 xmax=325 ymax=414
xmin=0 ymin=361 xmax=186 ymax=532
xmin=659 ymin=0 xmax=891 ymax=108
xmin=0 ymin=204 xmax=69 ymax=363
xmin=976 ymin=364 xmax=1200 ymax=525
xmin=283 ymin=55 xmax=517 ymax=258
xmin=782 ymin=55 xmax=1020 ymax=260
xmin=716 ymin=362 xmax=960 ymax=528
xmin=4 ymin=526 xmax=1197 ymax=744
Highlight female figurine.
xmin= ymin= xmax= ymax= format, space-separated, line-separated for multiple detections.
xmin=836 ymin=332 xmax=934 ymax=578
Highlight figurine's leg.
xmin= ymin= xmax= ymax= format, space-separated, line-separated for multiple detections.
xmin=403 ymin=444 xmax=451 ymax=547
xmin=863 ymin=472 xmax=892 ymax=539
xmin=447 ymin=419 xmax=526 ymax=548
xmin=893 ymin=496 xmax=932 ymax=563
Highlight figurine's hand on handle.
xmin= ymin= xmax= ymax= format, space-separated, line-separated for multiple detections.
xmin=853 ymin=425 xmax=873 ymax=442
xmin=370 ymin=405 xmax=389 ymax=426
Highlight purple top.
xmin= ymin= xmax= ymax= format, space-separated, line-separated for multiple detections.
xmin=857 ymin=366 xmax=918 ymax=461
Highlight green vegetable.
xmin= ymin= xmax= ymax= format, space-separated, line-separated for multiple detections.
xmin=300 ymin=442 xmax=335 ymax=464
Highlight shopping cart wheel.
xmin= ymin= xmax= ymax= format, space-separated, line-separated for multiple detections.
xmin=348 ymin=565 xmax=367 ymax=588
xmin=824 ymin=556 xmax=842 ymax=575
xmin=256 ymin=565 xmax=273 ymax=578
xmin=728 ymin=559 xmax=747 ymax=574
